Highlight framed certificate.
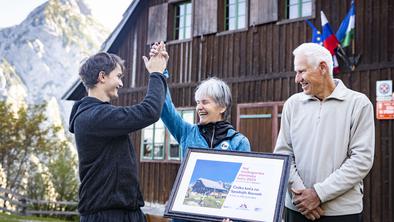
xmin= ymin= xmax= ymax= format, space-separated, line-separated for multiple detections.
xmin=164 ymin=148 xmax=290 ymax=222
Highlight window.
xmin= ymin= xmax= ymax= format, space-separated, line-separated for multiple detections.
xmin=174 ymin=1 xmax=192 ymax=40
xmin=225 ymin=0 xmax=246 ymax=31
xmin=142 ymin=119 xmax=166 ymax=160
xmin=287 ymin=0 xmax=312 ymax=19
xmin=168 ymin=110 xmax=195 ymax=160
xmin=141 ymin=109 xmax=196 ymax=161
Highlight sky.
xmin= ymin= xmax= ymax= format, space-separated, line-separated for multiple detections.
xmin=0 ymin=0 xmax=132 ymax=30
xmin=189 ymin=160 xmax=242 ymax=184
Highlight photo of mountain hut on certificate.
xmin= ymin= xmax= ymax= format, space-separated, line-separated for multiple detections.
xmin=164 ymin=148 xmax=290 ymax=222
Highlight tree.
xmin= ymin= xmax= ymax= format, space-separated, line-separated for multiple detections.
xmin=48 ymin=140 xmax=78 ymax=202
xmin=0 ymin=100 xmax=78 ymax=206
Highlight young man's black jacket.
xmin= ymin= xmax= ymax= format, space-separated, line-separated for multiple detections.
xmin=69 ymin=73 xmax=167 ymax=215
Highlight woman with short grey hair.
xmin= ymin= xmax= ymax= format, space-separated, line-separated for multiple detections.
xmin=161 ymin=75 xmax=250 ymax=222
xmin=161 ymin=73 xmax=250 ymax=159
xmin=194 ymin=77 xmax=232 ymax=120
xmin=150 ymin=42 xmax=250 ymax=222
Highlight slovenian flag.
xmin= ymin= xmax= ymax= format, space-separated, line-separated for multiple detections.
xmin=321 ymin=11 xmax=339 ymax=55
xmin=336 ymin=1 xmax=355 ymax=47
xmin=321 ymin=11 xmax=340 ymax=73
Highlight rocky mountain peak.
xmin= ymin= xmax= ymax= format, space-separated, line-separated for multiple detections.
xmin=0 ymin=0 xmax=110 ymax=125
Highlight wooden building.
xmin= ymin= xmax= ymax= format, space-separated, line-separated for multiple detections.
xmin=63 ymin=0 xmax=394 ymax=221
xmin=192 ymin=178 xmax=227 ymax=195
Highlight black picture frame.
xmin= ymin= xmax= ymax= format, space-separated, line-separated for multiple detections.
xmin=164 ymin=148 xmax=290 ymax=222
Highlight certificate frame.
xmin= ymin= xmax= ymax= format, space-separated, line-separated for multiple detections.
xmin=164 ymin=148 xmax=290 ymax=222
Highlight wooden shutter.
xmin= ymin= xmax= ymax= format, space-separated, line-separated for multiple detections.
xmin=147 ymin=3 xmax=168 ymax=44
xmin=193 ymin=0 xmax=218 ymax=36
xmin=249 ymin=0 xmax=278 ymax=26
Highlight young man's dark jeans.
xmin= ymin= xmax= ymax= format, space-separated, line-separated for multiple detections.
xmin=285 ymin=208 xmax=362 ymax=222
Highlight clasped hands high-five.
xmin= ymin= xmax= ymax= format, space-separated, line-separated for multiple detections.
xmin=143 ymin=41 xmax=169 ymax=74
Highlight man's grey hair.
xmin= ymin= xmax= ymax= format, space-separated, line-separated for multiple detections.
xmin=195 ymin=77 xmax=232 ymax=119
xmin=293 ymin=43 xmax=334 ymax=78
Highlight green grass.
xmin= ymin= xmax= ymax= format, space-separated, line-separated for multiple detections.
xmin=0 ymin=213 xmax=75 ymax=222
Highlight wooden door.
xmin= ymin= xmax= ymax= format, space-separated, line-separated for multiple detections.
xmin=236 ymin=102 xmax=284 ymax=153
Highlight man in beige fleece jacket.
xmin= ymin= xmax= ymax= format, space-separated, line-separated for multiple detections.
xmin=274 ymin=43 xmax=375 ymax=222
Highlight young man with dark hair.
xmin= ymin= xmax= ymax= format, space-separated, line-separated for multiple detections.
xmin=69 ymin=44 xmax=168 ymax=221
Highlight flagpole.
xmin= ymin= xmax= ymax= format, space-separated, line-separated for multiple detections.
xmin=337 ymin=44 xmax=352 ymax=71
xmin=351 ymin=0 xmax=355 ymax=57
xmin=351 ymin=36 xmax=356 ymax=71
xmin=352 ymin=0 xmax=356 ymax=71
xmin=351 ymin=0 xmax=356 ymax=71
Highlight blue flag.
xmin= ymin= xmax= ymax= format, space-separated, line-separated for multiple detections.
xmin=306 ymin=20 xmax=323 ymax=45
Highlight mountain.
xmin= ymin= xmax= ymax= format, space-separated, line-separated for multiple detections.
xmin=0 ymin=0 xmax=109 ymax=123
xmin=0 ymin=0 xmax=111 ymax=200
xmin=0 ymin=59 xmax=28 ymax=111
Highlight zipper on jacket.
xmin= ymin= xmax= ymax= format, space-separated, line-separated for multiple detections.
xmin=210 ymin=124 xmax=215 ymax=148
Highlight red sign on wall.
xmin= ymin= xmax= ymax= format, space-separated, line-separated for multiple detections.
xmin=376 ymin=101 xmax=394 ymax=120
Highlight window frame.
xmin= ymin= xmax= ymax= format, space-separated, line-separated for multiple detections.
xmin=173 ymin=1 xmax=192 ymax=41
xmin=140 ymin=107 xmax=196 ymax=163
xmin=224 ymin=0 xmax=247 ymax=31
xmin=167 ymin=109 xmax=196 ymax=161
xmin=277 ymin=0 xmax=315 ymax=24
xmin=286 ymin=0 xmax=313 ymax=19
xmin=141 ymin=119 xmax=166 ymax=161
